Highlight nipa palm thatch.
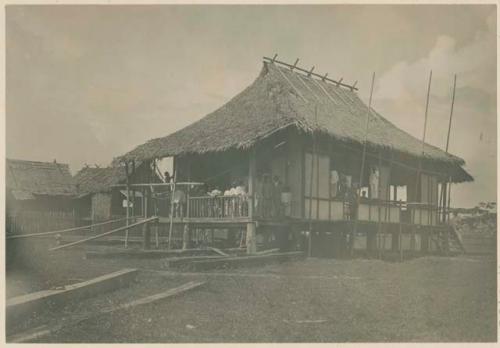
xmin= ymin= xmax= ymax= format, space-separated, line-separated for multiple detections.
xmin=119 ymin=61 xmax=472 ymax=182
xmin=6 ymin=159 xmax=76 ymax=200
xmin=74 ymin=166 xmax=126 ymax=197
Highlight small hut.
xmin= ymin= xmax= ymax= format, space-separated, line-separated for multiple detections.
xmin=73 ymin=162 xmax=160 ymax=223
xmin=118 ymin=58 xmax=473 ymax=256
xmin=6 ymin=158 xmax=77 ymax=236
xmin=6 ymin=158 xmax=76 ymax=214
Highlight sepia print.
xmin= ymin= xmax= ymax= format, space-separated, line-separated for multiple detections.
xmin=4 ymin=3 xmax=497 ymax=343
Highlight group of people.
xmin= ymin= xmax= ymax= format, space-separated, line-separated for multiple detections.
xmin=203 ymin=174 xmax=287 ymax=218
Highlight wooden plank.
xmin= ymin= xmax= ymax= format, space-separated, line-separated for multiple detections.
xmin=190 ymin=251 xmax=305 ymax=271
xmin=111 ymin=182 xmax=204 ymax=188
xmin=85 ymin=248 xmax=214 ymax=259
xmin=254 ymin=248 xmax=280 ymax=255
xmin=110 ymin=281 xmax=205 ymax=311
xmin=8 ymin=281 xmax=205 ymax=343
xmin=7 ymin=217 xmax=130 ymax=240
xmin=167 ymin=255 xmax=225 ymax=268
xmin=7 ymin=269 xmax=138 ymax=328
xmin=209 ymin=247 xmax=229 ymax=257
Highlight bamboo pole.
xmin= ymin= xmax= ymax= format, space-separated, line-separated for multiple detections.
xmin=443 ymin=75 xmax=457 ymax=224
xmin=377 ymin=151 xmax=382 ymax=259
xmin=7 ymin=217 xmax=132 ymax=240
xmin=307 ymin=105 xmax=318 ymax=258
xmin=50 ymin=217 xmax=158 ymax=251
xmin=414 ymin=71 xmax=433 ymax=218
xmin=351 ymin=72 xmax=376 ymax=257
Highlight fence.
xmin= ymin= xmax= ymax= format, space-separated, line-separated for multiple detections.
xmin=6 ymin=210 xmax=77 ymax=237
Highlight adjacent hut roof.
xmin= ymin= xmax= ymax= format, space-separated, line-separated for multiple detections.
xmin=6 ymin=159 xmax=76 ymax=200
xmin=120 ymin=61 xmax=473 ymax=182
xmin=74 ymin=166 xmax=126 ymax=197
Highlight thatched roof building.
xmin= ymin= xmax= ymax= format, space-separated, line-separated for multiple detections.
xmin=120 ymin=61 xmax=472 ymax=183
xmin=74 ymin=166 xmax=126 ymax=198
xmin=6 ymin=158 xmax=76 ymax=200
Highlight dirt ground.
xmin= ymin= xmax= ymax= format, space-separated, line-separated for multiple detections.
xmin=6 ymin=237 xmax=498 ymax=343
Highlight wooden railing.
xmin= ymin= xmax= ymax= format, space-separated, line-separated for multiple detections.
xmin=357 ymin=199 xmax=440 ymax=226
xmin=188 ymin=195 xmax=249 ymax=219
xmin=307 ymin=197 xmax=440 ymax=226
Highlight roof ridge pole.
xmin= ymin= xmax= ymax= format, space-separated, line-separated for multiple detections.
xmin=350 ymin=72 xmax=376 ymax=257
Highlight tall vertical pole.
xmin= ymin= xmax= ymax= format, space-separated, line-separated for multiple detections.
xmin=351 ymin=72 xmax=376 ymax=256
xmin=415 ymin=71 xmax=433 ymax=199
xmin=440 ymin=75 xmax=457 ymax=223
xmin=445 ymin=75 xmax=457 ymax=154
xmin=307 ymin=106 xmax=318 ymax=258
xmin=412 ymin=71 xmax=432 ymax=253
xmin=124 ymin=161 xmax=130 ymax=248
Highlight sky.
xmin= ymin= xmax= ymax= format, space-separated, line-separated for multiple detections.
xmin=6 ymin=4 xmax=497 ymax=208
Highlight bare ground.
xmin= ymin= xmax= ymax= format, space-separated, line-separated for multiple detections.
xmin=6 ymin=237 xmax=497 ymax=343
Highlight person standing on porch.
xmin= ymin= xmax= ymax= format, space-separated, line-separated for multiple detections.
xmin=331 ymin=170 xmax=339 ymax=198
xmin=369 ymin=166 xmax=379 ymax=199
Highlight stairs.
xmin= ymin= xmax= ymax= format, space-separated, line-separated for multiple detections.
xmin=431 ymin=225 xmax=466 ymax=255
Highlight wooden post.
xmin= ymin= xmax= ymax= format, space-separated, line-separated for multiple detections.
xmin=124 ymin=162 xmax=130 ymax=248
xmin=131 ymin=160 xmax=136 ymax=220
xmin=247 ymin=147 xmax=257 ymax=254
xmin=155 ymin=219 xmax=159 ymax=249
xmin=182 ymin=223 xmax=190 ymax=250
xmin=307 ymin=150 xmax=314 ymax=258
xmin=246 ymin=222 xmax=257 ymax=254
xmin=248 ymin=148 xmax=256 ymax=219
xmin=399 ymin=206 xmax=403 ymax=262
xmin=142 ymin=219 xmax=151 ymax=250
xmin=186 ymin=159 xmax=191 ymax=219
xmin=410 ymin=226 xmax=416 ymax=252
xmin=168 ymin=169 xmax=177 ymax=250
xmin=143 ymin=185 xmax=151 ymax=249
xmin=446 ymin=178 xmax=452 ymax=223
xmin=421 ymin=227 xmax=429 ymax=253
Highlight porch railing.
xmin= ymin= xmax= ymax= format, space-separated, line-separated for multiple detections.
xmin=308 ymin=197 xmax=441 ymax=226
xmin=188 ymin=195 xmax=249 ymax=219
xmin=357 ymin=199 xmax=440 ymax=226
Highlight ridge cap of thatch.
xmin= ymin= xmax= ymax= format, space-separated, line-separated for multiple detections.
xmin=117 ymin=60 xmax=470 ymax=182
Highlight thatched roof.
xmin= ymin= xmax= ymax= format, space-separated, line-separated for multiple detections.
xmin=6 ymin=159 xmax=76 ymax=200
xmin=74 ymin=166 xmax=126 ymax=197
xmin=120 ymin=61 xmax=472 ymax=182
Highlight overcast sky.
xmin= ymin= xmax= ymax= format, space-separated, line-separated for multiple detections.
xmin=6 ymin=5 xmax=496 ymax=208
